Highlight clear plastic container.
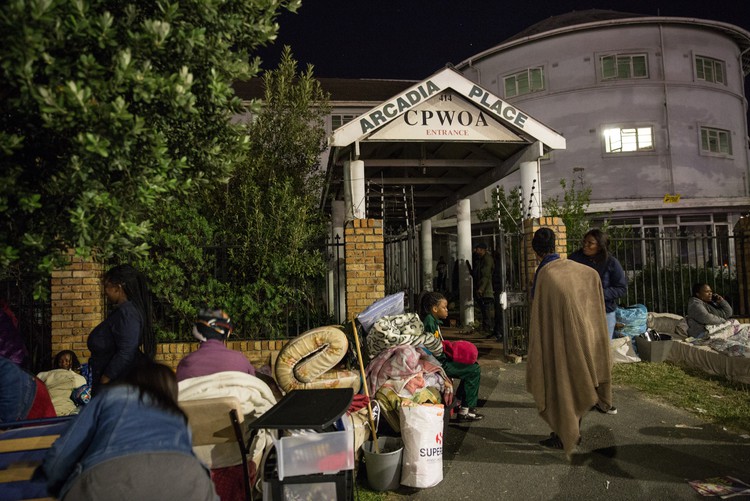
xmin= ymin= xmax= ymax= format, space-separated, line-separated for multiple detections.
xmin=274 ymin=430 xmax=354 ymax=480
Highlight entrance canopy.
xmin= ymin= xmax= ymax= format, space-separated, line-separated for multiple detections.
xmin=324 ymin=67 xmax=565 ymax=228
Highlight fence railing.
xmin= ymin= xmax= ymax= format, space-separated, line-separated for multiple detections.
xmin=1 ymin=278 xmax=52 ymax=374
xmin=610 ymin=233 xmax=743 ymax=317
xmin=151 ymin=239 xmax=346 ymax=341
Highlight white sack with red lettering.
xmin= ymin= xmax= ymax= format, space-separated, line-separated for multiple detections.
xmin=399 ymin=403 xmax=444 ymax=488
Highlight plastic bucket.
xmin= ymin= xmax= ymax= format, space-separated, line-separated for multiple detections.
xmin=363 ymin=436 xmax=403 ymax=491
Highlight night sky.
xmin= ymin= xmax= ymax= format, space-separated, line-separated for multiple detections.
xmin=255 ymin=0 xmax=750 ymax=80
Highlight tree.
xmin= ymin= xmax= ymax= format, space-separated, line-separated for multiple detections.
xmin=478 ymin=175 xmax=593 ymax=251
xmin=542 ymin=175 xmax=592 ymax=252
xmin=139 ymin=47 xmax=332 ymax=339
xmin=0 ymin=0 xmax=300 ymax=297
xmin=217 ymin=47 xmax=331 ymax=338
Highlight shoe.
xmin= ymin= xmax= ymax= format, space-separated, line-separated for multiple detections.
xmin=538 ymin=433 xmax=582 ymax=449
xmin=539 ymin=432 xmax=563 ymax=449
xmin=594 ymin=405 xmax=618 ymax=415
xmin=455 ymin=407 xmax=484 ymax=422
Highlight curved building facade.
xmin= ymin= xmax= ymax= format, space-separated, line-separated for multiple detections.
xmin=456 ymin=11 xmax=750 ymax=235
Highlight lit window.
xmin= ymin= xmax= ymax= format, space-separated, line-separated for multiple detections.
xmin=601 ymin=54 xmax=648 ymax=80
xmin=695 ymin=56 xmax=726 ymax=85
xmin=604 ymin=126 xmax=654 ymax=153
xmin=331 ymin=114 xmax=356 ymax=129
xmin=700 ymin=126 xmax=732 ymax=155
xmin=504 ymin=68 xmax=544 ymax=98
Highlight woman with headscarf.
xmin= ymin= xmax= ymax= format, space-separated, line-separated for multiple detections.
xmin=176 ymin=308 xmax=255 ymax=382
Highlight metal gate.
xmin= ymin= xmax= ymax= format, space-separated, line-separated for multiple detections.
xmin=495 ymin=227 xmax=530 ymax=357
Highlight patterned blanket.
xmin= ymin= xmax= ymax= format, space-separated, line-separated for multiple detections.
xmin=366 ymin=313 xmax=443 ymax=360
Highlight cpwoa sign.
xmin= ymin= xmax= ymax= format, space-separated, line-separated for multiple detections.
xmin=329 ymin=67 xmax=565 ymax=151
xmin=367 ymin=90 xmax=522 ymax=142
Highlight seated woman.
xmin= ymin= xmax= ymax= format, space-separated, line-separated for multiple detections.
xmin=687 ymin=283 xmax=733 ymax=339
xmin=36 ymin=351 xmax=90 ymax=416
xmin=176 ymin=308 xmax=255 ymax=382
xmin=41 ymin=360 xmax=218 ymax=501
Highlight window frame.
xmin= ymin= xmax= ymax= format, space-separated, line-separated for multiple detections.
xmin=699 ymin=125 xmax=733 ymax=157
xmin=331 ymin=114 xmax=356 ymax=130
xmin=602 ymin=125 xmax=656 ymax=155
xmin=503 ymin=67 xmax=545 ymax=98
xmin=599 ymin=53 xmax=649 ymax=81
xmin=694 ymin=55 xmax=726 ymax=85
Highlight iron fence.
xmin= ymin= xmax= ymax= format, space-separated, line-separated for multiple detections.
xmin=1 ymin=278 xmax=52 ymax=373
xmin=610 ymin=232 xmax=744 ymax=317
xmin=151 ymin=239 xmax=346 ymax=341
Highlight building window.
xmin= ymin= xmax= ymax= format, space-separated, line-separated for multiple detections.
xmin=600 ymin=54 xmax=648 ymax=80
xmin=695 ymin=56 xmax=726 ymax=85
xmin=503 ymin=68 xmax=544 ymax=98
xmin=700 ymin=126 xmax=732 ymax=155
xmin=331 ymin=114 xmax=356 ymax=129
xmin=603 ymin=126 xmax=654 ymax=153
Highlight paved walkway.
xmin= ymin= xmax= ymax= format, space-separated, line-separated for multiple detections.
xmin=384 ymin=330 xmax=750 ymax=500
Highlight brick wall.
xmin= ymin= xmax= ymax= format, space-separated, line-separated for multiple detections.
xmin=50 ymin=255 xmax=104 ymax=364
xmin=154 ymin=339 xmax=288 ymax=371
xmin=345 ymin=218 xmax=385 ymax=321
xmin=49 ymin=256 xmax=288 ymax=372
xmin=522 ymin=216 xmax=567 ymax=290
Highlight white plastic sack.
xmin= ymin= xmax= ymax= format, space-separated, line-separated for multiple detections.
xmin=611 ymin=337 xmax=640 ymax=363
xmin=399 ymin=403 xmax=444 ymax=488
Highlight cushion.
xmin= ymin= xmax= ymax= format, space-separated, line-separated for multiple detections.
xmin=442 ymin=340 xmax=478 ymax=365
xmin=275 ymin=326 xmax=361 ymax=393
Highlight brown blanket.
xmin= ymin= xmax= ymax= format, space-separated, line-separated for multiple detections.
xmin=527 ymin=259 xmax=613 ymax=456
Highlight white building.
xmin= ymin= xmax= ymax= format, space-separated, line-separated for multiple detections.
xmin=454 ymin=10 xmax=750 ymax=238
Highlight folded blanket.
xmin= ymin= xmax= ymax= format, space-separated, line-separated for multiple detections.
xmin=179 ymin=371 xmax=277 ymax=469
xmin=36 ymin=369 xmax=87 ymax=416
xmin=366 ymin=345 xmax=422 ymax=396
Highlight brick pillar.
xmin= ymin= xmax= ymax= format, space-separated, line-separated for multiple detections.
xmin=734 ymin=216 xmax=750 ymax=315
xmin=522 ymin=216 xmax=567 ymax=291
xmin=345 ymin=219 xmax=385 ymax=321
xmin=50 ymin=255 xmax=104 ymax=364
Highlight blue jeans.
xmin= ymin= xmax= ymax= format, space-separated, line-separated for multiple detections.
xmin=606 ymin=311 xmax=616 ymax=339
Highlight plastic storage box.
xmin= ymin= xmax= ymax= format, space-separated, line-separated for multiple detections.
xmin=274 ymin=429 xmax=354 ymax=480
xmin=263 ymin=440 xmax=353 ymax=501
xmin=635 ymin=334 xmax=674 ymax=362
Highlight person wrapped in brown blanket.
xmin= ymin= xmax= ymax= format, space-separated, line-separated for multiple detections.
xmin=526 ymin=227 xmax=613 ymax=457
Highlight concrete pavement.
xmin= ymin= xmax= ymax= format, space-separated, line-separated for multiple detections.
xmin=383 ymin=330 xmax=750 ymax=500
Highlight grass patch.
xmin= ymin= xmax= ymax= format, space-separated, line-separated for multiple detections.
xmin=613 ymin=362 xmax=750 ymax=434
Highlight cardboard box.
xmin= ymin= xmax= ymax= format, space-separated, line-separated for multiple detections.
xmin=635 ymin=335 xmax=674 ymax=362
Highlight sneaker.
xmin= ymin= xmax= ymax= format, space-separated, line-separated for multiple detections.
xmin=594 ymin=405 xmax=618 ymax=415
xmin=455 ymin=407 xmax=484 ymax=422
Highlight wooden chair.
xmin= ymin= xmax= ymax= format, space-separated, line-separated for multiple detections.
xmin=181 ymin=396 xmax=251 ymax=501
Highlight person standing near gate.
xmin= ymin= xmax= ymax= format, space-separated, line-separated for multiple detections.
xmin=474 ymin=242 xmax=494 ymax=335
xmin=569 ymin=229 xmax=627 ymax=340
xmin=527 ymin=228 xmax=613 ymax=456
